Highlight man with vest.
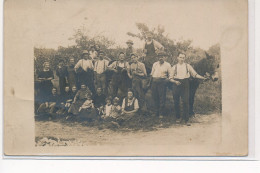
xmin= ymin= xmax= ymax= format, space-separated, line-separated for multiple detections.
xmin=150 ymin=52 xmax=172 ymax=118
xmin=143 ymin=32 xmax=164 ymax=74
xmin=94 ymin=50 xmax=110 ymax=94
xmin=74 ymin=50 xmax=95 ymax=94
xmin=108 ymin=52 xmax=130 ymax=100
xmin=128 ymin=53 xmax=147 ymax=109
xmin=170 ymin=53 xmax=206 ymax=125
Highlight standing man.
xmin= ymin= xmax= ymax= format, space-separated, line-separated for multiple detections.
xmin=170 ymin=53 xmax=206 ymax=125
xmin=94 ymin=50 xmax=110 ymax=94
xmin=74 ymin=50 xmax=95 ymax=94
xmin=56 ymin=59 xmax=68 ymax=95
xmin=108 ymin=52 xmax=129 ymax=100
xmin=125 ymin=40 xmax=136 ymax=63
xmin=143 ymin=32 xmax=164 ymax=74
xmin=128 ymin=54 xmax=147 ymax=110
xmin=150 ymin=52 xmax=172 ymax=118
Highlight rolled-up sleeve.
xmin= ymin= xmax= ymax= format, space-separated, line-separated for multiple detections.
xmin=187 ymin=64 xmax=198 ymax=78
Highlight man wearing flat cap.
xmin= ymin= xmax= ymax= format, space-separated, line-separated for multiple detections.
xmin=74 ymin=50 xmax=95 ymax=94
xmin=150 ymin=52 xmax=172 ymax=118
xmin=143 ymin=32 xmax=164 ymax=74
xmin=125 ymin=40 xmax=136 ymax=62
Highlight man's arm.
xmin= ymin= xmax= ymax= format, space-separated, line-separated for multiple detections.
xmin=187 ymin=64 xmax=206 ymax=80
xmin=153 ymin=40 xmax=164 ymax=51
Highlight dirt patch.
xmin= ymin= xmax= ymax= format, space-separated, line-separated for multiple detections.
xmin=35 ymin=113 xmax=221 ymax=146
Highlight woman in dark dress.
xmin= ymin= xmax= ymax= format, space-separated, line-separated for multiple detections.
xmin=56 ymin=59 xmax=68 ymax=95
xmin=37 ymin=62 xmax=54 ymax=103
xmin=67 ymin=57 xmax=77 ymax=90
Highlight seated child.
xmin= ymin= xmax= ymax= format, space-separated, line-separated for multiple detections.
xmin=78 ymin=94 xmax=97 ymax=122
xmin=110 ymin=97 xmax=122 ymax=118
xmin=101 ymin=97 xmax=113 ymax=119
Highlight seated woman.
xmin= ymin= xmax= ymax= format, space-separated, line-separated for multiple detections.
xmin=37 ymin=87 xmax=60 ymax=118
xmin=118 ymin=89 xmax=139 ymax=122
xmin=93 ymin=87 xmax=106 ymax=114
xmin=78 ymin=94 xmax=98 ymax=122
xmin=68 ymin=84 xmax=92 ymax=116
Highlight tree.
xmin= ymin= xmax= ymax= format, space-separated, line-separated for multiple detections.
xmin=127 ymin=23 xmax=195 ymax=65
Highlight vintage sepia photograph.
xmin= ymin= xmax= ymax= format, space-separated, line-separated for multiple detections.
xmin=4 ymin=0 xmax=248 ymax=156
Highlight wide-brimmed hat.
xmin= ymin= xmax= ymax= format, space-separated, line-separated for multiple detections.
xmin=82 ymin=50 xmax=89 ymax=55
xmin=126 ymin=40 xmax=134 ymax=45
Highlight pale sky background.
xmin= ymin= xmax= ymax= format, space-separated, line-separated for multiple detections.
xmin=31 ymin=0 xmax=239 ymax=50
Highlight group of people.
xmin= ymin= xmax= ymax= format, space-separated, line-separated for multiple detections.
xmin=35 ymin=33 xmax=207 ymax=126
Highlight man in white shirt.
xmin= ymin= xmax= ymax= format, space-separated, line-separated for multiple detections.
xmin=74 ymin=50 xmax=95 ymax=94
xmin=143 ymin=32 xmax=164 ymax=74
xmin=108 ymin=52 xmax=130 ymax=99
xmin=170 ymin=53 xmax=206 ymax=125
xmin=150 ymin=52 xmax=172 ymax=118
xmin=94 ymin=51 xmax=109 ymax=94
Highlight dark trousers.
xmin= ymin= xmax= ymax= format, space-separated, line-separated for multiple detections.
xmin=59 ymin=77 xmax=67 ymax=95
xmin=77 ymin=70 xmax=95 ymax=95
xmin=95 ymin=73 xmax=107 ymax=94
xmin=172 ymin=78 xmax=190 ymax=122
xmin=151 ymin=78 xmax=167 ymax=116
xmin=109 ymin=73 xmax=128 ymax=100
xmin=132 ymin=75 xmax=145 ymax=108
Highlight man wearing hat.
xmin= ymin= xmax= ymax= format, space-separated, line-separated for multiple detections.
xmin=125 ymin=40 xmax=136 ymax=62
xmin=127 ymin=53 xmax=147 ymax=110
xmin=143 ymin=32 xmax=164 ymax=74
xmin=150 ymin=52 xmax=172 ymax=118
xmin=74 ymin=50 xmax=95 ymax=94
xmin=94 ymin=50 xmax=110 ymax=94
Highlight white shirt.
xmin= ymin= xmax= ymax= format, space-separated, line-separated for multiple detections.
xmin=151 ymin=61 xmax=172 ymax=78
xmin=104 ymin=104 xmax=112 ymax=117
xmin=89 ymin=51 xmax=98 ymax=60
xmin=171 ymin=63 xmax=198 ymax=79
xmin=122 ymin=98 xmax=139 ymax=110
xmin=94 ymin=59 xmax=109 ymax=74
xmin=74 ymin=59 xmax=93 ymax=72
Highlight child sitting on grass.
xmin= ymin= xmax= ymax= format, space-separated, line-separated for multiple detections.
xmin=78 ymin=94 xmax=97 ymax=122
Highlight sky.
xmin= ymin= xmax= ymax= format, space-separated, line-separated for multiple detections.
xmin=31 ymin=0 xmax=237 ymax=50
